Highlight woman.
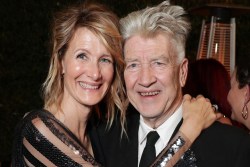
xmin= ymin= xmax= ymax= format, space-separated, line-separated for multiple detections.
xmin=11 ymin=1 xmax=218 ymax=167
xmin=12 ymin=2 xmax=126 ymax=166
xmin=183 ymin=58 xmax=233 ymax=125
xmin=228 ymin=60 xmax=250 ymax=130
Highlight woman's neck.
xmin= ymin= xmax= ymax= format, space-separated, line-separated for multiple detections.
xmin=49 ymin=100 xmax=92 ymax=146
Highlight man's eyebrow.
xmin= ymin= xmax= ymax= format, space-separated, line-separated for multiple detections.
xmin=151 ymin=55 xmax=170 ymax=61
xmin=124 ymin=57 xmax=138 ymax=62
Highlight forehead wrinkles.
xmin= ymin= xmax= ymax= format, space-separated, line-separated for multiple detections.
xmin=124 ymin=38 xmax=169 ymax=62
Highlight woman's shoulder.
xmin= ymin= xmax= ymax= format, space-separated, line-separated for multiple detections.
xmin=22 ymin=108 xmax=54 ymax=120
xmin=14 ymin=109 xmax=57 ymax=136
xmin=12 ymin=109 xmax=56 ymax=164
xmin=13 ymin=108 xmax=77 ymax=151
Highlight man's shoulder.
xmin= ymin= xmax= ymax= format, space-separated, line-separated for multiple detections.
xmin=193 ymin=121 xmax=250 ymax=148
xmin=191 ymin=122 xmax=250 ymax=166
xmin=203 ymin=121 xmax=248 ymax=138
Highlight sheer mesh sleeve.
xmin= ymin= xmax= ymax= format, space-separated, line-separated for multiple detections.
xmin=150 ymin=131 xmax=192 ymax=167
xmin=12 ymin=109 xmax=102 ymax=167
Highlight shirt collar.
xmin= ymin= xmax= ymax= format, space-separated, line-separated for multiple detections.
xmin=139 ymin=104 xmax=183 ymax=146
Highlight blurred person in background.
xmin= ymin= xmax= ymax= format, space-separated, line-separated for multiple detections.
xmin=183 ymin=58 xmax=233 ymax=125
xmin=228 ymin=57 xmax=250 ymax=131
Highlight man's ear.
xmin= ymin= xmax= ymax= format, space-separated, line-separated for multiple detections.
xmin=179 ymin=58 xmax=188 ymax=87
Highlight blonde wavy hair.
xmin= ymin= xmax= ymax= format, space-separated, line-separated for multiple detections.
xmin=42 ymin=2 xmax=127 ymax=132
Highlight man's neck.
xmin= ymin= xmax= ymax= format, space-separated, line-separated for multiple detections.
xmin=142 ymin=100 xmax=183 ymax=129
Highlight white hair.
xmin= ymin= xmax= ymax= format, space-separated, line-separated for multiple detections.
xmin=120 ymin=0 xmax=191 ymax=63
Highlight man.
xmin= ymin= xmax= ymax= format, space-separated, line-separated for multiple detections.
xmin=94 ymin=1 xmax=250 ymax=167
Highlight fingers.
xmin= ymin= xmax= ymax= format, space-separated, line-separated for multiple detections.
xmin=182 ymin=94 xmax=218 ymax=130
xmin=215 ymin=112 xmax=223 ymax=119
xmin=196 ymin=94 xmax=210 ymax=103
xmin=183 ymin=94 xmax=192 ymax=102
xmin=203 ymin=104 xmax=217 ymax=127
xmin=212 ymin=104 xmax=218 ymax=112
xmin=181 ymin=95 xmax=221 ymax=143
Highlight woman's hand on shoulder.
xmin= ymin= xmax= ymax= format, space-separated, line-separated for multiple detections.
xmin=181 ymin=94 xmax=223 ymax=142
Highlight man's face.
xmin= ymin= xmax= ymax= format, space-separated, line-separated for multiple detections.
xmin=123 ymin=34 xmax=188 ymax=127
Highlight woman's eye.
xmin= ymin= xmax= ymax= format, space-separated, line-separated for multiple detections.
xmin=76 ymin=53 xmax=87 ymax=60
xmin=100 ymin=58 xmax=112 ymax=64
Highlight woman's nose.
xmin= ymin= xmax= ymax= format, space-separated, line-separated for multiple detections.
xmin=86 ymin=63 xmax=101 ymax=81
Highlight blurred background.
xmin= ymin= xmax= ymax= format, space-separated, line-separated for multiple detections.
xmin=1 ymin=0 xmax=250 ymax=164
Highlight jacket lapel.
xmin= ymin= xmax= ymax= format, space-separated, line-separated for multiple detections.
xmin=120 ymin=108 xmax=140 ymax=167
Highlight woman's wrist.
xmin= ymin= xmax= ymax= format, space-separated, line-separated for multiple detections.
xmin=179 ymin=120 xmax=202 ymax=143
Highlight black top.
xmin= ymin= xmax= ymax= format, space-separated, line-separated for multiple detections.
xmin=11 ymin=109 xmax=102 ymax=167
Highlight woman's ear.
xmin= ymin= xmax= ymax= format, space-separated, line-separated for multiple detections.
xmin=244 ymin=85 xmax=250 ymax=103
xmin=179 ymin=58 xmax=188 ymax=87
xmin=61 ymin=59 xmax=65 ymax=74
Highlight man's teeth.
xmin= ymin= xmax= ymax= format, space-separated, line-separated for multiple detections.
xmin=80 ymin=82 xmax=99 ymax=89
xmin=140 ymin=91 xmax=159 ymax=96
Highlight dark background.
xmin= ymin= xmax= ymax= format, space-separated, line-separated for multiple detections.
xmin=1 ymin=0 xmax=250 ymax=163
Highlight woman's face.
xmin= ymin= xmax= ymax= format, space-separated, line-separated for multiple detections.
xmin=61 ymin=27 xmax=114 ymax=107
xmin=227 ymin=70 xmax=246 ymax=122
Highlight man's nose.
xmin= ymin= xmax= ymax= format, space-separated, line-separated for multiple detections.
xmin=138 ymin=64 xmax=156 ymax=87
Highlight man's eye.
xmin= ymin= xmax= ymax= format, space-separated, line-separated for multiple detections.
xmin=128 ymin=63 xmax=138 ymax=68
xmin=154 ymin=61 xmax=165 ymax=66
xmin=156 ymin=62 xmax=163 ymax=65
xmin=126 ymin=63 xmax=141 ymax=71
xmin=76 ymin=53 xmax=87 ymax=60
